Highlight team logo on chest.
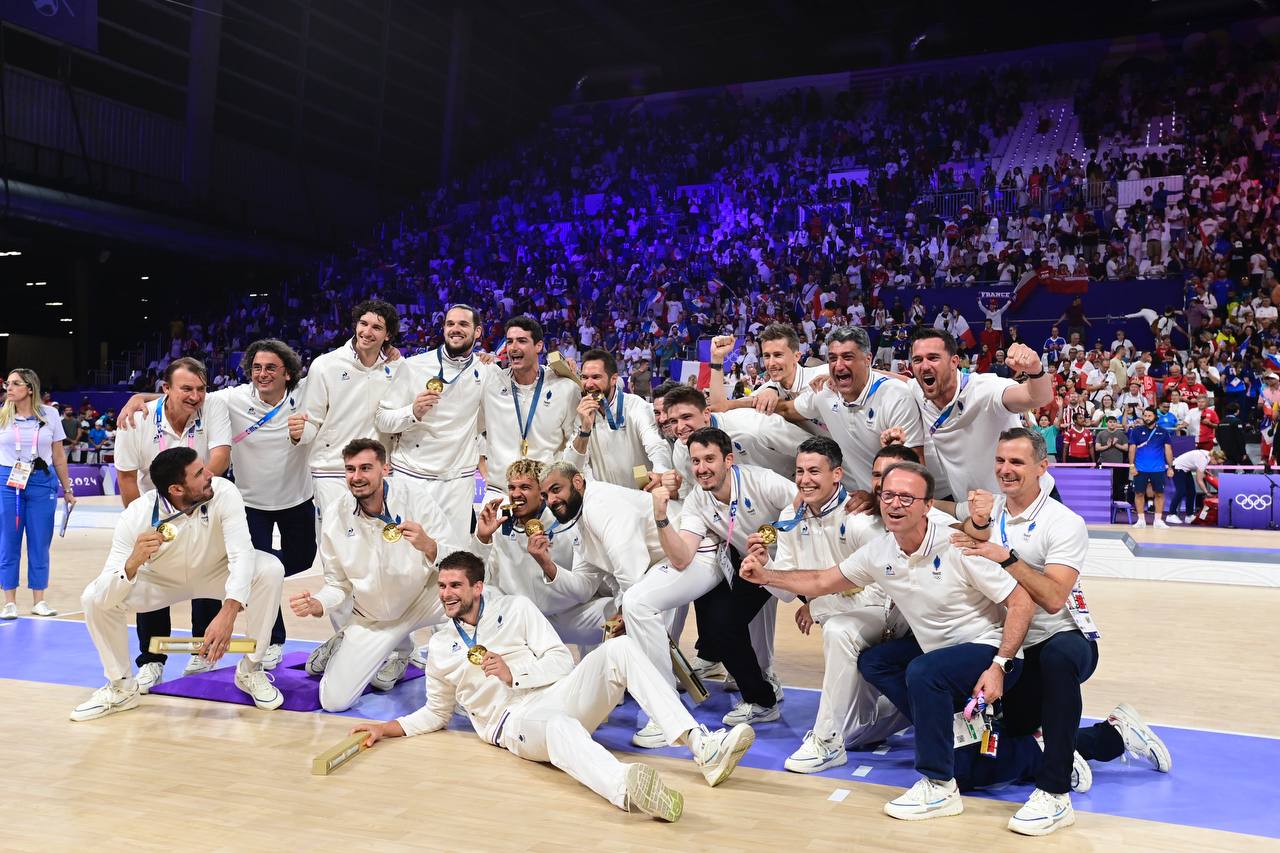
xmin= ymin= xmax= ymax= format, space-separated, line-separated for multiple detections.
xmin=884 ymin=564 xmax=895 ymax=577
xmin=340 ymin=371 xmax=350 ymax=381
xmin=931 ymin=555 xmax=943 ymax=580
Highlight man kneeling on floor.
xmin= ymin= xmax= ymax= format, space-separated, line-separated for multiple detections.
xmin=350 ymin=551 xmax=755 ymax=822
xmin=72 ymin=447 xmax=285 ymax=720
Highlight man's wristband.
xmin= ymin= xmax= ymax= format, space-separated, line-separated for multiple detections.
xmin=577 ymin=429 xmax=592 ymax=439
xmin=1024 ymin=368 xmax=1046 ymax=379
xmin=709 ymin=362 xmax=724 ymax=371
xmin=970 ymin=517 xmax=991 ymax=530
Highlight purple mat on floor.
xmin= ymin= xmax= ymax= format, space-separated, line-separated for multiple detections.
xmin=147 ymin=651 xmax=424 ymax=712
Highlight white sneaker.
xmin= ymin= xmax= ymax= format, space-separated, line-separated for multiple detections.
xmin=1153 ymin=517 xmax=1169 ymax=529
xmin=305 ymin=633 xmax=343 ymax=676
xmin=234 ymin=661 xmax=283 ymax=710
xmin=1131 ymin=517 xmax=1146 ymax=528
xmin=409 ymin=645 xmax=429 ymax=668
xmin=624 ymin=763 xmax=683 ymax=822
xmin=784 ymin=730 xmax=847 ymax=773
xmin=721 ymin=674 xmax=739 ymax=692
xmin=631 ymin=719 xmax=668 ymax=749
xmin=691 ymin=723 xmax=755 ymax=787
xmin=371 ymin=651 xmax=410 ymax=692
xmin=884 ymin=776 xmax=963 ymax=821
xmin=261 ymin=643 xmax=283 ymax=671
xmin=31 ymin=601 xmax=56 ymax=617
xmin=690 ymin=655 xmax=726 ymax=680
xmin=1008 ymin=788 xmax=1075 ymax=836
xmin=1107 ymin=703 xmax=1172 ymax=772
xmin=135 ymin=661 xmax=165 ymax=694
xmin=1072 ymin=751 xmax=1093 ymax=793
xmin=70 ymin=680 xmax=140 ymax=722
xmin=765 ymin=669 xmax=785 ymax=703
xmin=0 ymin=602 xmax=17 ymax=620
xmin=183 ymin=655 xmax=215 ymax=676
xmin=722 ymin=701 xmax=780 ymax=726
xmin=1164 ymin=515 xmax=1183 ymax=525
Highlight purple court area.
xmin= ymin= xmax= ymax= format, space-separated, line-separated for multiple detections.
xmin=4 ymin=616 xmax=1276 ymax=840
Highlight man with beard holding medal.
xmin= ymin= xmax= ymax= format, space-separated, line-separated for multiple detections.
xmin=636 ymin=428 xmax=796 ymax=733
xmin=479 ymin=316 xmax=578 ymax=500
xmin=71 ymin=447 xmax=285 ymax=720
xmin=377 ymin=304 xmax=488 ymax=546
xmin=565 ymin=348 xmax=671 ymax=490
xmin=775 ymin=326 xmax=925 ymax=492
xmin=471 ymin=459 xmax=616 ymax=648
xmin=288 ymin=300 xmax=402 ymax=521
xmin=349 ymin=551 xmax=755 ymax=824
xmin=289 ymin=439 xmax=459 ymax=709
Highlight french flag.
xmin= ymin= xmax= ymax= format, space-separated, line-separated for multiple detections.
xmin=1266 ymin=351 xmax=1280 ymax=372
xmin=644 ymin=286 xmax=667 ymax=314
xmin=668 ymin=359 xmax=711 ymax=390
xmin=952 ymin=314 xmax=977 ymax=349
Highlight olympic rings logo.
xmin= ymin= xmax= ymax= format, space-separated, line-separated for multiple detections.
xmin=1234 ymin=494 xmax=1273 ymax=510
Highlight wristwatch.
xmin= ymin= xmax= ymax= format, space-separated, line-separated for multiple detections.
xmin=999 ymin=549 xmax=1019 ymax=568
xmin=656 ymin=518 xmax=670 ymax=529
xmin=992 ymin=655 xmax=1015 ymax=674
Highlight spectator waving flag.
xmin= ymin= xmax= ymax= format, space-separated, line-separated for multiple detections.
xmin=1266 ymin=351 xmax=1280 ymax=372
xmin=952 ymin=313 xmax=977 ymax=349
xmin=669 ymin=359 xmax=711 ymax=390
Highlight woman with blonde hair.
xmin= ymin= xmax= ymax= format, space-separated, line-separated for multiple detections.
xmin=0 ymin=368 xmax=75 ymax=618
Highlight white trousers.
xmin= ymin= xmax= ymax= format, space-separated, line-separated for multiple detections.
xmin=813 ymin=594 xmax=911 ymax=747
xmin=546 ymin=596 xmax=616 ymax=649
xmin=311 ymin=475 xmax=349 ymax=525
xmin=394 ymin=472 xmax=476 ymax=557
xmin=500 ymin=636 xmax=697 ymax=809
xmin=318 ymin=583 xmax=447 ymax=712
xmin=82 ymin=551 xmax=284 ymax=682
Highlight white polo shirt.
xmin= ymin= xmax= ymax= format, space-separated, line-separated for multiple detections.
xmin=481 ymin=366 xmax=579 ymax=492
xmin=837 ymin=519 xmax=1017 ymax=653
xmin=991 ymin=488 xmax=1090 ymax=647
xmin=563 ymin=390 xmax=673 ymax=489
xmin=470 ymin=505 xmax=607 ymax=616
xmin=212 ymin=383 xmax=312 ymax=511
xmin=0 ymin=406 xmax=65 ymax=467
xmin=293 ymin=340 xmax=401 ymax=475
xmin=311 ymin=477 xmax=462 ymax=623
xmin=792 ymin=371 xmax=926 ymax=492
xmin=673 ymin=409 xmax=810 ymax=483
xmin=96 ymin=477 xmax=256 ymax=605
xmin=114 ymin=396 xmax=232 ymax=492
xmin=679 ymin=463 xmax=797 ymax=558
xmin=911 ymin=370 xmax=1020 ymax=496
xmin=758 ymin=363 xmax=831 ymax=436
xmin=376 ymin=348 xmax=488 ymax=480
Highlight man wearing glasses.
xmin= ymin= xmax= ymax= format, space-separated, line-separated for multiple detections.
xmin=739 ymin=461 xmax=1036 ymax=823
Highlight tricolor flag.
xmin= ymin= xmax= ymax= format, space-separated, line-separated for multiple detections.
xmin=952 ymin=314 xmax=976 ymax=349
xmin=668 ymin=359 xmax=711 ymax=390
xmin=1266 ymin=351 xmax=1280 ymax=372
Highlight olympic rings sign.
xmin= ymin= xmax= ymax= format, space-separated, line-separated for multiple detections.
xmin=1234 ymin=494 xmax=1273 ymax=510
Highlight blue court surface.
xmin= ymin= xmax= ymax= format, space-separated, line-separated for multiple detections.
xmin=3 ymin=615 xmax=1275 ymax=840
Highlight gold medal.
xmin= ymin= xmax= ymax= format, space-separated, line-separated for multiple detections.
xmin=157 ymin=522 xmax=177 ymax=542
xmin=382 ymin=523 xmax=403 ymax=542
xmin=588 ymin=391 xmax=603 ymax=402
xmin=426 ymin=377 xmax=445 ymax=393
xmin=756 ymin=524 xmax=778 ymax=546
xmin=467 ymin=644 xmax=488 ymax=665
xmin=520 ymin=439 xmax=529 ymax=457
xmin=523 ymin=518 xmax=544 ymax=537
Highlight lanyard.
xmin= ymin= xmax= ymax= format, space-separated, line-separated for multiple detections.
xmin=436 ymin=346 xmax=476 ymax=385
xmin=151 ymin=496 xmax=188 ymax=531
xmin=155 ymin=399 xmax=199 ymax=450
xmin=602 ymin=390 xmax=626 ymax=430
xmin=846 ymin=376 xmax=888 ymax=417
xmin=13 ymin=417 xmax=40 ymax=462
xmin=232 ymin=394 xmax=290 ymax=444
xmin=452 ymin=597 xmax=485 ymax=649
xmin=511 ymin=368 xmax=547 ymax=447
xmin=929 ymin=372 xmax=971 ymax=435
xmin=358 ymin=482 xmax=401 ymax=526
xmin=724 ymin=464 xmax=743 ymax=544
xmin=776 ymin=485 xmax=848 ymax=533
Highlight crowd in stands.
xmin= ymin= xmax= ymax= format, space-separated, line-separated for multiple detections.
xmin=118 ymin=42 xmax=1280 ymax=479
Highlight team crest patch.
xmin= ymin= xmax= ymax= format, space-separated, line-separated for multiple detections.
xmin=340 ymin=371 xmax=350 ymax=381
xmin=884 ymin=564 xmax=895 ymax=576
xmin=451 ymin=641 xmax=460 ymax=653
xmin=247 ymin=406 xmax=257 ymax=415
xmin=345 ymin=527 xmax=355 ymax=537
xmin=932 ymin=555 xmax=943 ymax=580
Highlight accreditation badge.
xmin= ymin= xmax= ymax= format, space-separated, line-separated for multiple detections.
xmin=6 ymin=461 xmax=32 ymax=490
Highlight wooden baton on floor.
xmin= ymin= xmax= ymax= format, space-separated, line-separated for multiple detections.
xmin=147 ymin=637 xmax=258 ymax=655
xmin=311 ymin=732 xmax=370 ymax=776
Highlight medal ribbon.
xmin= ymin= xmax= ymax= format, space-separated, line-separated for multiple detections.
xmin=452 ymin=597 xmax=485 ymax=649
xmin=155 ymin=398 xmax=199 ymax=450
xmin=151 ymin=497 xmax=187 ymax=531
xmin=602 ymin=390 xmax=626 ymax=430
xmin=501 ymin=503 xmax=546 ymax=536
xmin=360 ymin=481 xmax=402 ymax=527
xmin=846 ymin=376 xmax=888 ymax=415
xmin=436 ymin=345 xmax=476 ymax=386
xmin=928 ymin=372 xmax=971 ymax=435
xmin=511 ymin=368 xmax=547 ymax=450
xmin=232 ymin=395 xmax=290 ymax=444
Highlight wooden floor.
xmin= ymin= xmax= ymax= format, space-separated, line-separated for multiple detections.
xmin=4 ymin=511 xmax=1279 ymax=851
